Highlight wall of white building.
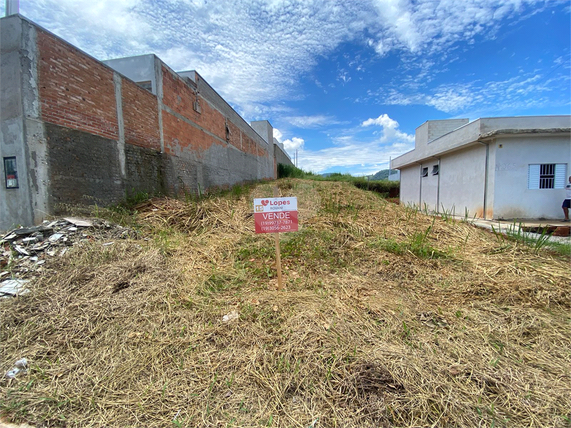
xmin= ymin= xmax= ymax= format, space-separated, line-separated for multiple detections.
xmin=493 ymin=135 xmax=570 ymax=219
xmin=399 ymin=166 xmax=421 ymax=207
xmin=419 ymin=160 xmax=439 ymax=212
xmin=438 ymin=145 xmax=488 ymax=218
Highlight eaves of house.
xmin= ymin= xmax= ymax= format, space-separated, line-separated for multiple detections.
xmin=392 ymin=115 xmax=571 ymax=170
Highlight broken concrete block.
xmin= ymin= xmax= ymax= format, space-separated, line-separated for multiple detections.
xmin=14 ymin=245 xmax=30 ymax=256
xmin=64 ymin=217 xmax=93 ymax=227
xmin=0 ymin=279 xmax=30 ymax=297
xmin=48 ymin=233 xmax=64 ymax=243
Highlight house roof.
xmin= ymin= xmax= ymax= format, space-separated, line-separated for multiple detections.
xmin=391 ymin=115 xmax=571 ymax=169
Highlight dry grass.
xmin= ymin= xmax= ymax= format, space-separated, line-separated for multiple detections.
xmin=1 ymin=179 xmax=570 ymax=428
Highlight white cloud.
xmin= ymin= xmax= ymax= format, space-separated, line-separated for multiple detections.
xmin=378 ymin=70 xmax=568 ymax=114
xmin=361 ymin=114 xmax=414 ymax=143
xmin=15 ymin=0 xmax=561 ymax=120
xmin=297 ymin=138 xmax=413 ymax=174
xmin=273 ymin=128 xmax=283 ymax=142
xmin=284 ymin=115 xmax=341 ymax=129
xmin=369 ymin=0 xmax=550 ymax=56
xmin=283 ymin=137 xmax=305 ymax=153
xmin=288 ymin=113 xmax=414 ymax=173
xmin=362 ymin=114 xmax=399 ymax=129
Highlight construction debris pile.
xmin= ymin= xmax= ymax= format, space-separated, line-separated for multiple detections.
xmin=0 ymin=217 xmax=137 ymax=297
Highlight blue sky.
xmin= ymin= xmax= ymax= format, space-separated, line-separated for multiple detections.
xmin=4 ymin=0 xmax=570 ymax=175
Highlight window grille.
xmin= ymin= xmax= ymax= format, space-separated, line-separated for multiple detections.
xmin=4 ymin=157 xmax=18 ymax=189
xmin=528 ymin=164 xmax=566 ymax=189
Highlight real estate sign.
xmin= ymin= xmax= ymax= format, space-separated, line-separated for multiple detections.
xmin=254 ymin=197 xmax=298 ymax=234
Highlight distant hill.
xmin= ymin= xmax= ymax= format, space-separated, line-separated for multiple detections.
xmin=371 ymin=169 xmax=390 ymax=180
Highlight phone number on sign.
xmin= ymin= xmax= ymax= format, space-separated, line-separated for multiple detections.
xmin=261 ymin=224 xmax=295 ymax=232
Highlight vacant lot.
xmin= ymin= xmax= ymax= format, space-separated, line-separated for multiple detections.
xmin=1 ymin=179 xmax=570 ymax=427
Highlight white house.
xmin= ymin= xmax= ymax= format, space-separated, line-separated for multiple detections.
xmin=391 ymin=116 xmax=571 ymax=220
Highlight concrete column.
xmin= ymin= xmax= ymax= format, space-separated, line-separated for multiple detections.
xmin=250 ymin=120 xmax=275 ymax=179
xmin=5 ymin=0 xmax=19 ymax=16
xmin=0 ymin=15 xmax=51 ymax=229
xmin=21 ymin=19 xmax=50 ymax=226
xmin=112 ymin=72 xmax=126 ymax=178
xmin=154 ymin=55 xmax=165 ymax=153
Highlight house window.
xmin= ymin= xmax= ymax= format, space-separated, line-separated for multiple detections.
xmin=528 ymin=163 xmax=566 ymax=189
xmin=421 ymin=167 xmax=428 ymax=177
xmin=4 ymin=157 xmax=19 ymax=189
xmin=432 ymin=164 xmax=439 ymax=175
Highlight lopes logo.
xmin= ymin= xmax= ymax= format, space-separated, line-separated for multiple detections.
xmin=263 ymin=199 xmax=291 ymax=206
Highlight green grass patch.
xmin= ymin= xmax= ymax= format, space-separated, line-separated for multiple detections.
xmin=371 ymin=222 xmax=448 ymax=259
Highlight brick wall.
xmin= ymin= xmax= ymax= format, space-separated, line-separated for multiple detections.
xmin=161 ymin=67 xmax=269 ymax=159
xmin=121 ymin=79 xmax=160 ymax=151
xmin=162 ymin=110 xmax=221 ymax=157
xmin=162 ymin=66 xmax=226 ymax=144
xmin=37 ymin=30 xmax=118 ymax=141
xmin=35 ymin=20 xmax=273 ymax=209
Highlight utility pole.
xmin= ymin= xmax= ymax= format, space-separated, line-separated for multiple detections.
xmin=388 ymin=156 xmax=392 ymax=176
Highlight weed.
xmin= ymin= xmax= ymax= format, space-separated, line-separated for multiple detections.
xmin=505 ymin=222 xmax=552 ymax=253
xmin=544 ymin=241 xmax=571 ymax=257
xmin=403 ymin=203 xmax=418 ymax=221
xmin=439 ymin=204 xmax=456 ymax=222
xmin=373 ymin=220 xmax=447 ymax=259
xmin=200 ymin=271 xmax=240 ymax=295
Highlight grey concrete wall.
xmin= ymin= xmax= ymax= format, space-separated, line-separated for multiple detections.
xmin=1 ymin=15 xmax=49 ymax=230
xmin=427 ymin=119 xmax=469 ymax=143
xmin=162 ymin=138 xmax=271 ymax=196
xmin=414 ymin=119 xmax=469 ymax=149
xmin=1 ymin=15 xmax=28 ymax=230
xmin=274 ymin=143 xmax=293 ymax=167
xmin=493 ymin=135 xmax=570 ymax=219
xmin=399 ymin=146 xmax=490 ymax=218
xmin=104 ymin=55 xmax=158 ymax=95
xmin=45 ymin=123 xmax=124 ymax=212
xmin=250 ymin=120 xmax=276 ymax=178
xmin=124 ymin=144 xmax=165 ymax=197
xmin=480 ymin=116 xmax=571 ymax=135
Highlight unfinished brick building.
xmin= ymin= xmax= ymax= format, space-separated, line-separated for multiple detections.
xmin=0 ymin=14 xmax=292 ymax=230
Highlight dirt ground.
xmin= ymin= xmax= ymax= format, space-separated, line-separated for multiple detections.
xmin=1 ymin=179 xmax=569 ymax=427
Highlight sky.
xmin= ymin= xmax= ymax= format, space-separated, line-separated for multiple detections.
xmin=4 ymin=0 xmax=570 ymax=175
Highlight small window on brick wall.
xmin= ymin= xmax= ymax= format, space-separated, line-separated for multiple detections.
xmin=136 ymin=81 xmax=152 ymax=92
xmin=432 ymin=164 xmax=439 ymax=175
xmin=528 ymin=163 xmax=566 ymax=189
xmin=4 ymin=157 xmax=18 ymax=189
xmin=421 ymin=167 xmax=428 ymax=177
